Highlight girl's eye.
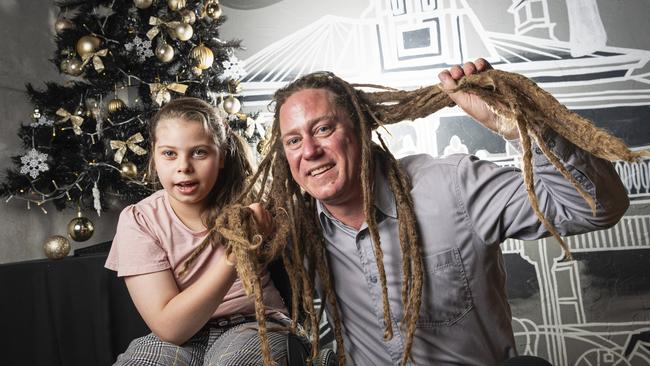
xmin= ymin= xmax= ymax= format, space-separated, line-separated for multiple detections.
xmin=161 ymin=150 xmax=176 ymax=158
xmin=193 ymin=149 xmax=208 ymax=157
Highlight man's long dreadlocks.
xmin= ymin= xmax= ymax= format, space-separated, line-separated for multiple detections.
xmin=188 ymin=69 xmax=643 ymax=366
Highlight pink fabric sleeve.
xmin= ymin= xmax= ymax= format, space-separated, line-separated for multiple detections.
xmin=105 ymin=205 xmax=171 ymax=277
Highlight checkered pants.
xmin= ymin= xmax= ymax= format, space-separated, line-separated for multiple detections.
xmin=113 ymin=317 xmax=290 ymax=366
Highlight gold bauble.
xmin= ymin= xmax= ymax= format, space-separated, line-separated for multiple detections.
xmin=66 ymin=58 xmax=83 ymax=76
xmin=107 ymin=98 xmax=126 ymax=114
xmin=133 ymin=0 xmax=153 ymax=9
xmin=174 ymin=23 xmax=193 ymax=41
xmin=43 ymin=235 xmax=71 ymax=259
xmin=180 ymin=8 xmax=196 ymax=24
xmin=222 ymin=96 xmax=241 ymax=114
xmin=67 ymin=215 xmax=95 ymax=242
xmin=190 ymin=44 xmax=214 ymax=70
xmin=190 ymin=66 xmax=203 ymax=76
xmin=168 ymin=0 xmax=187 ymax=11
xmin=205 ymin=2 xmax=222 ymax=18
xmin=155 ymin=43 xmax=175 ymax=63
xmin=54 ymin=18 xmax=74 ymax=34
xmin=76 ymin=35 xmax=101 ymax=58
xmin=120 ymin=161 xmax=138 ymax=179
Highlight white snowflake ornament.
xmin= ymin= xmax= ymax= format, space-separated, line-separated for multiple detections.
xmin=220 ymin=55 xmax=246 ymax=81
xmin=30 ymin=115 xmax=54 ymax=128
xmin=20 ymin=148 xmax=49 ymax=179
xmin=124 ymin=36 xmax=154 ymax=62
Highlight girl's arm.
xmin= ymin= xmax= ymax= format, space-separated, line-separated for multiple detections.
xmin=123 ymin=203 xmax=271 ymax=345
xmin=124 ymin=254 xmax=237 ymax=345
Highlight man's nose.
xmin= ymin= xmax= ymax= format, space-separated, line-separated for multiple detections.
xmin=302 ymin=136 xmax=322 ymax=159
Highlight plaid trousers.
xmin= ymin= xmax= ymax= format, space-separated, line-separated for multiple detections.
xmin=113 ymin=316 xmax=290 ymax=366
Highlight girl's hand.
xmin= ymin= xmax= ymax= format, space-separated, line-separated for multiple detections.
xmin=248 ymin=203 xmax=274 ymax=238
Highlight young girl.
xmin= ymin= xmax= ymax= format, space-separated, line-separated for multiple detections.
xmin=105 ymin=97 xmax=289 ymax=365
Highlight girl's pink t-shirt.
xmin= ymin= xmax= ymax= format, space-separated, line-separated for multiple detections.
xmin=105 ymin=190 xmax=287 ymax=319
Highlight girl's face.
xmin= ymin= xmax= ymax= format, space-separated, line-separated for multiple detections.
xmin=153 ymin=117 xmax=224 ymax=215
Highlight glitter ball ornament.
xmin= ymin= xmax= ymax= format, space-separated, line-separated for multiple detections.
xmin=66 ymin=58 xmax=84 ymax=76
xmin=205 ymin=2 xmax=222 ymax=18
xmin=43 ymin=235 xmax=71 ymax=259
xmin=120 ymin=161 xmax=138 ymax=179
xmin=67 ymin=214 xmax=95 ymax=242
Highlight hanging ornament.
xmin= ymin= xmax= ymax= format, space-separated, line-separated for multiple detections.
xmin=110 ymin=133 xmax=148 ymax=164
xmin=67 ymin=213 xmax=95 ymax=242
xmin=168 ymin=0 xmax=187 ymax=11
xmin=174 ymin=23 xmax=193 ymax=41
xmin=222 ymin=95 xmax=241 ymax=114
xmin=124 ymin=35 xmax=154 ymax=62
xmin=92 ymin=182 xmax=102 ymax=217
xmin=190 ymin=44 xmax=214 ymax=70
xmin=43 ymin=235 xmax=71 ymax=259
xmin=56 ymin=107 xmax=84 ymax=135
xmin=180 ymin=8 xmax=196 ymax=24
xmin=107 ymin=98 xmax=126 ymax=114
xmin=120 ymin=161 xmax=138 ymax=179
xmin=133 ymin=0 xmax=153 ymax=9
xmin=59 ymin=58 xmax=71 ymax=73
xmin=31 ymin=108 xmax=42 ymax=120
xmin=155 ymin=42 xmax=175 ymax=63
xmin=66 ymin=58 xmax=84 ymax=76
xmin=54 ymin=18 xmax=74 ymax=34
xmin=20 ymin=148 xmax=49 ymax=179
xmin=220 ymin=54 xmax=246 ymax=81
xmin=190 ymin=66 xmax=203 ymax=76
xmin=76 ymin=35 xmax=102 ymax=58
xmin=149 ymin=82 xmax=188 ymax=105
xmin=205 ymin=1 xmax=222 ymax=19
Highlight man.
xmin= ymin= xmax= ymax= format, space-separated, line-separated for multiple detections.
xmin=266 ymin=59 xmax=629 ymax=365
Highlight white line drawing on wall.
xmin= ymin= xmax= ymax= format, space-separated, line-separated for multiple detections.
xmin=237 ymin=1 xmax=650 ymax=364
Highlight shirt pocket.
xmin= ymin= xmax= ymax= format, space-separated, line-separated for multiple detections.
xmin=416 ymin=247 xmax=473 ymax=327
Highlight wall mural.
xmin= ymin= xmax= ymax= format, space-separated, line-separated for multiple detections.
xmin=235 ymin=1 xmax=650 ymax=364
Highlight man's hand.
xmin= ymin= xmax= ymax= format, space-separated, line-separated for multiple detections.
xmin=438 ymin=58 xmax=518 ymax=140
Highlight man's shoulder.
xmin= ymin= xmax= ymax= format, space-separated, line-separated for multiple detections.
xmin=399 ymin=153 xmax=472 ymax=172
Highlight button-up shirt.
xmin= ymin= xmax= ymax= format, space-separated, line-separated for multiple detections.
xmin=316 ymin=132 xmax=628 ymax=365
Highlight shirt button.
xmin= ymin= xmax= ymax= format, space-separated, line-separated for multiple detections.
xmin=359 ymin=233 xmax=366 ymax=240
xmin=370 ymin=276 xmax=377 ymax=283
xmin=534 ymin=147 xmax=542 ymax=154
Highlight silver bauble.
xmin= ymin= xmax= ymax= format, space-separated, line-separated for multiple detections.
xmin=43 ymin=235 xmax=71 ymax=259
xmin=155 ymin=43 xmax=175 ymax=63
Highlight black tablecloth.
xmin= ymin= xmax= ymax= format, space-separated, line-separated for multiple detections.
xmin=0 ymin=253 xmax=148 ymax=366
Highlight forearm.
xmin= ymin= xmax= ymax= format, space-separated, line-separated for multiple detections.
xmin=126 ymin=255 xmax=238 ymax=345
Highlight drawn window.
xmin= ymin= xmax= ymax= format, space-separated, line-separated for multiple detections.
xmin=391 ymin=0 xmax=406 ymax=15
xmin=396 ymin=19 xmax=441 ymax=58
xmin=420 ymin=0 xmax=437 ymax=11
xmin=529 ymin=0 xmax=545 ymax=20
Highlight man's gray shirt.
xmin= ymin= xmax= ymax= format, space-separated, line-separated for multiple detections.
xmin=315 ymin=132 xmax=628 ymax=365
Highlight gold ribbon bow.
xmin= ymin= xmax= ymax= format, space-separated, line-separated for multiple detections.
xmin=110 ymin=133 xmax=148 ymax=164
xmin=81 ymin=49 xmax=109 ymax=73
xmin=146 ymin=17 xmax=181 ymax=40
xmin=56 ymin=108 xmax=84 ymax=135
xmin=149 ymin=82 xmax=188 ymax=105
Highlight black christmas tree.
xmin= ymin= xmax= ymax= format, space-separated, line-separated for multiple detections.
xmin=0 ymin=0 xmax=264 ymax=221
